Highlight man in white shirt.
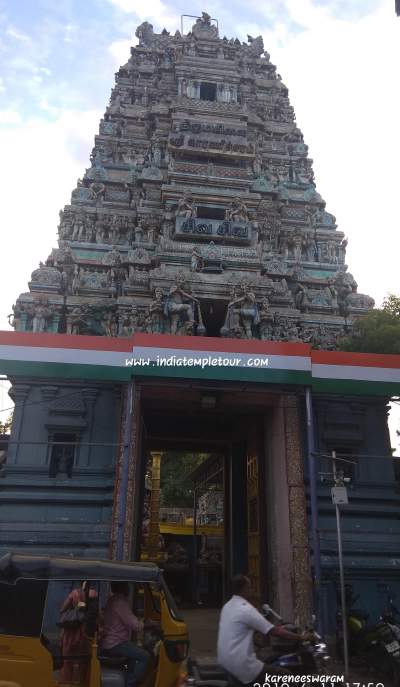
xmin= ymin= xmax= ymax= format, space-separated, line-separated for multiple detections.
xmin=217 ymin=574 xmax=307 ymax=685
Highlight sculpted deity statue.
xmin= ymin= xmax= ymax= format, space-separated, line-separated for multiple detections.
xmin=71 ymin=265 xmax=80 ymax=295
xmin=246 ymin=34 xmax=264 ymax=58
xmin=102 ymin=245 xmax=121 ymax=266
xmin=191 ymin=247 xmax=202 ymax=272
xmin=253 ymin=154 xmax=263 ymax=178
xmin=221 ymin=282 xmax=260 ymax=339
xmin=71 ymin=212 xmax=85 ymax=242
xmin=304 ymin=232 xmax=317 ymax=262
xmin=134 ymin=220 xmax=145 ymax=243
xmin=8 ymin=303 xmax=23 ymax=331
xmin=135 ymin=22 xmax=155 ymax=47
xmin=30 ymin=299 xmax=51 ymax=333
xmin=290 ymin=233 xmax=304 ymax=262
xmin=176 ymin=193 xmax=197 ymax=219
xmin=259 ymin=298 xmax=274 ymax=340
xmin=164 ymin=276 xmax=202 ymax=336
xmin=121 ymin=305 xmax=140 ymax=336
xmin=225 ymin=199 xmax=249 ymax=223
xmin=294 ymin=283 xmax=310 ymax=313
xmin=147 ymin=288 xmax=165 ymax=333
xmin=102 ymin=310 xmax=118 ymax=337
xmin=192 ymin=12 xmax=218 ymax=39
xmin=151 ymin=139 xmax=162 ymax=168
xmin=90 ymin=181 xmax=105 ymax=205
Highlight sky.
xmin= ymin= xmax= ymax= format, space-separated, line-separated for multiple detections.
xmin=0 ymin=0 xmax=399 ymax=446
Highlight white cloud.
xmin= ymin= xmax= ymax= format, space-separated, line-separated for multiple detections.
xmin=0 ymin=108 xmax=101 ymax=332
xmin=107 ymin=0 xmax=180 ymax=31
xmin=108 ymin=38 xmax=132 ymax=68
xmin=261 ymin=0 xmax=400 ymax=306
xmin=0 ymin=110 xmax=21 ymax=125
xmin=6 ymin=26 xmax=31 ymax=42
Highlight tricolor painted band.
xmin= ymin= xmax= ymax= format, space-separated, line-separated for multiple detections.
xmin=0 ymin=331 xmax=399 ymax=396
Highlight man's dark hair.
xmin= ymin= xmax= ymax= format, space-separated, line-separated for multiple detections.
xmin=110 ymin=580 xmax=130 ymax=595
xmin=231 ymin=574 xmax=250 ymax=595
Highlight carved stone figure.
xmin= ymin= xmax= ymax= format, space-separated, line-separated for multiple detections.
xmin=90 ymin=181 xmax=105 ymax=205
xmin=134 ymin=220 xmax=145 ymax=243
xmin=259 ymin=298 xmax=274 ymax=340
xmin=8 ymin=303 xmax=23 ymax=331
xmin=176 ymin=193 xmax=197 ymax=219
xmin=225 ymin=199 xmax=249 ymax=223
xmin=102 ymin=310 xmax=118 ymax=337
xmin=294 ymin=284 xmax=310 ymax=313
xmin=192 ymin=12 xmax=218 ymax=39
xmin=30 ymin=264 xmax=62 ymax=289
xmin=191 ymin=247 xmax=202 ymax=272
xmin=147 ymin=288 xmax=166 ymax=334
xmin=135 ymin=22 xmax=155 ymax=47
xmin=164 ymin=276 xmax=202 ymax=336
xmin=221 ymin=282 xmax=259 ymax=339
xmin=253 ymin=154 xmax=263 ymax=178
xmin=121 ymin=305 xmax=140 ymax=336
xmin=102 ymin=246 xmax=121 ymax=266
xmin=30 ymin=299 xmax=51 ymax=333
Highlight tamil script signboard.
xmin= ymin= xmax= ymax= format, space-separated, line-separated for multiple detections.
xmin=174 ymin=216 xmax=251 ymax=243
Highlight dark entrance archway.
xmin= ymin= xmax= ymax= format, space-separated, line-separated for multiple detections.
xmin=111 ymin=378 xmax=312 ymax=626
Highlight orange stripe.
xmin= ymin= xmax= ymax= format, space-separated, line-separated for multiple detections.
xmin=132 ymin=333 xmax=310 ymax=356
xmin=0 ymin=331 xmax=310 ymax=357
xmin=0 ymin=331 xmax=132 ymax=352
xmin=312 ymin=350 xmax=400 ymax=369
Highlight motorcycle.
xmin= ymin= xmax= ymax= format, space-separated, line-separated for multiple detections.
xmin=367 ymin=594 xmax=400 ymax=685
xmin=186 ymin=603 xmax=331 ymax=686
xmin=336 ymin=584 xmax=400 ymax=684
xmin=258 ymin=604 xmax=331 ymax=679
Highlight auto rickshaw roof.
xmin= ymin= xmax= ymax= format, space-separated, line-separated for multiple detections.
xmin=0 ymin=553 xmax=163 ymax=585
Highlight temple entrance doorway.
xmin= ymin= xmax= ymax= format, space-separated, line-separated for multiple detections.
xmin=137 ymin=380 xmax=273 ymax=616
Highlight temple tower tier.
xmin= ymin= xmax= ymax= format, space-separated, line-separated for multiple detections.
xmin=9 ymin=12 xmax=374 ymax=347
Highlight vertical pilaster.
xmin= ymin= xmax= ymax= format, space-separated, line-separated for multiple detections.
xmin=79 ymin=388 xmax=98 ymax=466
xmin=109 ymin=381 xmax=141 ymax=560
xmin=147 ymin=451 xmax=161 ymax=560
xmin=283 ymin=394 xmax=313 ymax=626
xmin=7 ymin=383 xmax=31 ymax=464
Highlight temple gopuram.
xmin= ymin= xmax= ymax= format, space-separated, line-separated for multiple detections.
xmin=1 ymin=13 xmax=399 ymax=636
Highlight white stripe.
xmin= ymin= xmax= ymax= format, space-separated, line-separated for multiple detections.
xmin=132 ymin=347 xmax=311 ymax=371
xmin=312 ymin=363 xmax=400 ymax=383
xmin=0 ymin=345 xmax=126 ymax=367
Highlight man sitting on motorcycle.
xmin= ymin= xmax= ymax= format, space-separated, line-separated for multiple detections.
xmin=217 ymin=574 xmax=310 ymax=685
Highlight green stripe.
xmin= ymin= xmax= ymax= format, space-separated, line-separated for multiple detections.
xmin=0 ymin=360 xmax=130 ymax=381
xmin=312 ymin=378 xmax=400 ymax=396
xmin=0 ymin=359 xmax=310 ymax=385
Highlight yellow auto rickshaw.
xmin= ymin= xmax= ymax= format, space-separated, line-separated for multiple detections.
xmin=0 ymin=553 xmax=189 ymax=687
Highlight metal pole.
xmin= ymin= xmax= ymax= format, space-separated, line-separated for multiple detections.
xmin=192 ymin=485 xmax=198 ymax=604
xmin=333 ymin=451 xmax=349 ymax=679
xmin=116 ymin=381 xmax=134 ymax=560
xmin=305 ymin=388 xmax=322 ymax=632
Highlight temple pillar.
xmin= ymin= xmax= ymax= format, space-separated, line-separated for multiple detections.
xmin=283 ymin=394 xmax=313 ymax=626
xmin=147 ymin=451 xmax=162 ymax=560
xmin=267 ymin=395 xmax=312 ymax=625
xmin=80 ymin=388 xmax=98 ymax=466
xmin=109 ymin=381 xmax=141 ymax=560
xmin=7 ymin=383 xmax=31 ymax=464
